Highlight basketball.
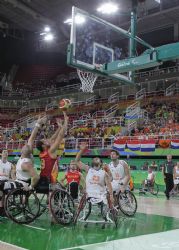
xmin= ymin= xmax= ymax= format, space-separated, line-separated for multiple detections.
xmin=59 ymin=98 xmax=72 ymax=110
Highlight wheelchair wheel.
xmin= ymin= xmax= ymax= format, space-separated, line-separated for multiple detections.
xmin=4 ymin=188 xmax=40 ymax=224
xmin=73 ymin=193 xmax=86 ymax=225
xmin=118 ymin=190 xmax=137 ymax=217
xmin=50 ymin=188 xmax=75 ymax=225
xmin=150 ymin=182 xmax=159 ymax=195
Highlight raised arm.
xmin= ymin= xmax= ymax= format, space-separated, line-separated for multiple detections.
xmin=49 ymin=118 xmax=62 ymax=143
xmin=75 ymin=143 xmax=89 ymax=172
xmin=49 ymin=112 xmax=68 ymax=155
xmin=75 ymin=142 xmax=87 ymax=162
xmin=28 ymin=116 xmax=47 ymax=150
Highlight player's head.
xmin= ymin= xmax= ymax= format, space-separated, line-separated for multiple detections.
xmin=167 ymin=154 xmax=172 ymax=161
xmin=21 ymin=145 xmax=32 ymax=158
xmin=148 ymin=167 xmax=152 ymax=173
xmin=92 ymin=157 xmax=103 ymax=168
xmin=1 ymin=149 xmax=8 ymax=159
xmin=110 ymin=150 xmax=120 ymax=160
xmin=70 ymin=160 xmax=78 ymax=170
xmin=36 ymin=139 xmax=50 ymax=152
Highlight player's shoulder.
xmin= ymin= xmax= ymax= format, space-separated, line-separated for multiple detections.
xmin=119 ymin=160 xmax=128 ymax=166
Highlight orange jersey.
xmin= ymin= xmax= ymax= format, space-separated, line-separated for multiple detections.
xmin=65 ymin=170 xmax=81 ymax=184
xmin=39 ymin=150 xmax=58 ymax=183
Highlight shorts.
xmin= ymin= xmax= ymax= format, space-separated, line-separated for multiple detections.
xmin=68 ymin=182 xmax=79 ymax=200
xmin=35 ymin=176 xmax=50 ymax=194
xmin=111 ymin=180 xmax=130 ymax=193
xmin=111 ymin=180 xmax=121 ymax=193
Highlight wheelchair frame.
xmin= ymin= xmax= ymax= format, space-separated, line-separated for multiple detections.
xmin=73 ymin=192 xmax=118 ymax=228
xmin=139 ymin=180 xmax=159 ymax=196
xmin=4 ymin=183 xmax=75 ymax=225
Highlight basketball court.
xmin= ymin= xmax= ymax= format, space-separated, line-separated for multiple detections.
xmin=0 ymin=1 xmax=179 ymax=250
xmin=1 ymin=195 xmax=179 ymax=250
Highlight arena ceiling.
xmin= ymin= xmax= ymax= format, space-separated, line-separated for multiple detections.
xmin=0 ymin=0 xmax=179 ymax=40
xmin=0 ymin=0 xmax=178 ymax=65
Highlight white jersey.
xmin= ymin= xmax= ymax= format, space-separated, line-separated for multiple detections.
xmin=147 ymin=172 xmax=154 ymax=181
xmin=0 ymin=160 xmax=12 ymax=181
xmin=86 ymin=168 xmax=106 ymax=198
xmin=16 ymin=157 xmax=32 ymax=182
xmin=109 ymin=160 xmax=128 ymax=192
xmin=109 ymin=160 xmax=126 ymax=181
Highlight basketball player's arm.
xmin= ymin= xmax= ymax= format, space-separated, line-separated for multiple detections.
xmin=59 ymin=176 xmax=66 ymax=186
xmin=49 ymin=112 xmax=69 ymax=155
xmin=49 ymin=118 xmax=62 ymax=143
xmin=121 ymin=161 xmax=131 ymax=187
xmin=75 ymin=143 xmax=89 ymax=172
xmin=173 ymin=166 xmax=177 ymax=179
xmin=102 ymin=163 xmax=113 ymax=181
xmin=21 ymin=162 xmax=40 ymax=188
xmin=104 ymin=173 xmax=114 ymax=203
xmin=10 ymin=164 xmax=16 ymax=180
xmin=79 ymin=172 xmax=86 ymax=188
xmin=28 ymin=116 xmax=47 ymax=150
xmin=75 ymin=142 xmax=88 ymax=162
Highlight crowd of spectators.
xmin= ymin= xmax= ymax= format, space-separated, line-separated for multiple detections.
xmin=0 ymin=98 xmax=179 ymax=148
xmin=130 ymin=102 xmax=179 ymax=139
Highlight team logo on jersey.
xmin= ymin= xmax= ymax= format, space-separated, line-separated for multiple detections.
xmin=92 ymin=175 xmax=100 ymax=184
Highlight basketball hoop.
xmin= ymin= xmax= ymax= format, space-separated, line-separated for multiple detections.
xmin=77 ymin=69 xmax=98 ymax=93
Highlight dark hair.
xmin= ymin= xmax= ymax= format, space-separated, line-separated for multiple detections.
xmin=92 ymin=157 xmax=103 ymax=167
xmin=36 ymin=140 xmax=44 ymax=152
xmin=111 ymin=149 xmax=120 ymax=156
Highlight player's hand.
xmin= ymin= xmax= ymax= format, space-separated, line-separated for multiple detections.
xmin=23 ymin=185 xmax=33 ymax=191
xmin=120 ymin=186 xmax=125 ymax=193
xmin=37 ymin=115 xmax=47 ymax=125
xmin=102 ymin=163 xmax=110 ymax=173
xmin=56 ymin=118 xmax=62 ymax=128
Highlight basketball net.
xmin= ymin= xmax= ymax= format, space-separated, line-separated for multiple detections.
xmin=77 ymin=69 xmax=98 ymax=93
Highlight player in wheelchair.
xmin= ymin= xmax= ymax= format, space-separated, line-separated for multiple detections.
xmin=139 ymin=167 xmax=159 ymax=195
xmin=60 ymin=160 xmax=85 ymax=202
xmin=74 ymin=157 xmax=117 ymax=228
xmin=108 ymin=150 xmax=137 ymax=217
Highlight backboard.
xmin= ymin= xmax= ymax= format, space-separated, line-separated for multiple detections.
xmin=67 ymin=7 xmax=134 ymax=84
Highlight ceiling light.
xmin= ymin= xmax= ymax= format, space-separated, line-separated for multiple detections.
xmin=44 ymin=33 xmax=54 ymax=41
xmin=75 ymin=15 xmax=85 ymax=24
xmin=44 ymin=26 xmax=50 ymax=32
xmin=64 ymin=15 xmax=85 ymax=25
xmin=97 ymin=3 xmax=119 ymax=14
xmin=155 ymin=0 xmax=160 ymax=3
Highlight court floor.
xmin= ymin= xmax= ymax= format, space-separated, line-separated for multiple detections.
xmin=0 ymin=195 xmax=179 ymax=250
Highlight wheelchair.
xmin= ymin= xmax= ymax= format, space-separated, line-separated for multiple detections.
xmin=4 ymin=182 xmax=75 ymax=225
xmin=73 ymin=192 xmax=118 ymax=229
xmin=139 ymin=180 xmax=159 ymax=196
xmin=114 ymin=189 xmax=137 ymax=217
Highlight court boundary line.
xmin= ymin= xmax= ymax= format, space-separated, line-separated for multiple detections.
xmin=23 ymin=224 xmax=46 ymax=231
xmin=0 ymin=240 xmax=28 ymax=250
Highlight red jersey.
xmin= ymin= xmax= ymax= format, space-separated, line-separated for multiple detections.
xmin=65 ymin=170 xmax=81 ymax=184
xmin=39 ymin=150 xmax=58 ymax=183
